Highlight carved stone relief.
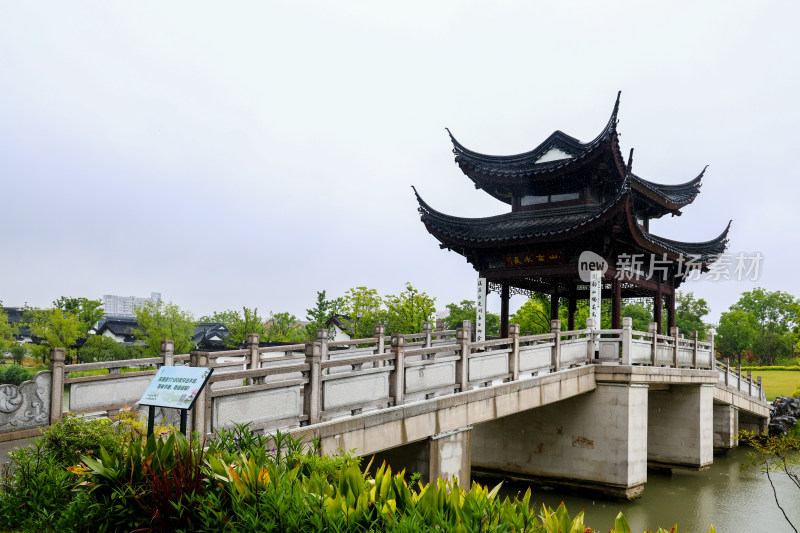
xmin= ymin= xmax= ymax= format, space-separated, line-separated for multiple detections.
xmin=0 ymin=371 xmax=51 ymax=433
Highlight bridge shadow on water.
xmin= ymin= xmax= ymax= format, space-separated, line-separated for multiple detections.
xmin=475 ymin=446 xmax=799 ymax=533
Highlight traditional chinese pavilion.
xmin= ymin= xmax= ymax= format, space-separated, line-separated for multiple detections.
xmin=415 ymin=93 xmax=730 ymax=337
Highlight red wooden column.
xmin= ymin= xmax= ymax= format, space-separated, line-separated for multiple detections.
xmin=667 ymin=290 xmax=676 ymax=334
xmin=654 ymin=282 xmax=663 ymax=335
xmin=611 ymin=277 xmax=621 ymax=330
xmin=567 ymin=289 xmax=577 ymax=331
xmin=550 ymin=293 xmax=560 ymax=322
xmin=500 ymin=283 xmax=510 ymax=338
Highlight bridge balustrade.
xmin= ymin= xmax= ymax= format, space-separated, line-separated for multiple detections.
xmin=0 ymin=319 xmax=767 ymax=442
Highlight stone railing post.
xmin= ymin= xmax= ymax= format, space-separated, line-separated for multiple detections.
xmin=374 ymin=324 xmax=386 ymax=366
xmin=621 ymin=317 xmax=632 ymax=365
xmin=670 ymin=327 xmax=680 ymax=367
xmin=649 ymin=322 xmax=658 ymax=365
xmin=374 ymin=324 xmax=386 ymax=354
xmin=757 ymin=376 xmax=762 ymax=398
xmin=551 ymin=319 xmax=561 ymax=372
xmin=747 ymin=370 xmax=753 ymax=395
xmin=390 ymin=334 xmax=405 ymax=405
xmin=724 ymin=358 xmax=730 ymax=386
xmin=423 ymin=321 xmax=432 ymax=348
xmin=691 ymin=331 xmax=699 ymax=368
xmin=246 ymin=334 xmax=260 ymax=385
xmin=436 ymin=319 xmax=446 ymax=331
xmin=736 ymin=364 xmax=742 ymax=391
xmin=455 ymin=327 xmax=470 ymax=392
xmin=49 ymin=347 xmax=66 ymax=424
xmin=585 ymin=317 xmax=596 ymax=362
xmin=189 ymin=350 xmax=210 ymax=436
xmin=509 ymin=323 xmax=520 ymax=381
xmin=317 ymin=329 xmax=329 ymax=361
xmin=462 ymin=320 xmax=474 ymax=342
xmin=303 ymin=341 xmax=322 ymax=424
xmin=708 ymin=328 xmax=715 ymax=360
xmin=160 ymin=340 xmax=174 ymax=367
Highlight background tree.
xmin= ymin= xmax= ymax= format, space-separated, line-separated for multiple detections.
xmin=511 ymin=295 xmax=550 ymax=334
xmin=383 ymin=283 xmax=436 ymax=335
xmin=264 ymin=312 xmax=306 ymax=343
xmin=443 ymin=300 xmax=500 ymax=336
xmin=0 ymin=306 xmax=17 ymax=356
xmin=52 ymin=296 xmax=104 ymax=334
xmin=304 ymin=290 xmax=343 ymax=340
xmin=675 ymin=291 xmax=710 ymax=339
xmin=621 ymin=301 xmax=652 ymax=331
xmin=340 ymin=287 xmax=384 ymax=339
xmin=226 ymin=307 xmax=267 ymax=347
xmin=10 ymin=344 xmax=27 ymax=365
xmin=723 ymin=288 xmax=799 ymax=365
xmin=717 ymin=309 xmax=758 ymax=366
xmin=198 ymin=309 xmax=240 ymax=327
xmin=134 ymin=301 xmax=195 ymax=356
xmin=26 ymin=307 xmax=83 ymax=360
xmin=79 ymin=336 xmax=141 ymax=363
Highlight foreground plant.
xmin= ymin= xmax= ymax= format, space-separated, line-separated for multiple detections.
xmin=0 ymin=418 xmax=720 ymax=532
xmin=740 ymin=430 xmax=800 ymax=532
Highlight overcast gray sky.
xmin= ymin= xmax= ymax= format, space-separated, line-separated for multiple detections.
xmin=2 ymin=2 xmax=798 ymax=323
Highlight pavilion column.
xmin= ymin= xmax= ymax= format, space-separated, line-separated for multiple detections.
xmin=567 ymin=289 xmax=577 ymax=331
xmin=611 ymin=278 xmax=621 ymax=330
xmin=654 ymin=282 xmax=663 ymax=335
xmin=667 ymin=291 xmax=676 ymax=334
xmin=550 ymin=293 xmax=560 ymax=321
xmin=500 ymin=284 xmax=510 ymax=339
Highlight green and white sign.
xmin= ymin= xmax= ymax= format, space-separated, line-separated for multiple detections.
xmin=139 ymin=366 xmax=214 ymax=410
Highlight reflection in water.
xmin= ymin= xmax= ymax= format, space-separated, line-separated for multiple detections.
xmin=483 ymin=448 xmax=799 ymax=533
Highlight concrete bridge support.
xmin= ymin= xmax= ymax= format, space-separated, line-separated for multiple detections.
xmin=739 ymin=411 xmax=769 ymax=435
xmin=713 ymin=403 xmax=738 ymax=453
xmin=647 ymin=384 xmax=714 ymax=470
xmin=369 ymin=427 xmax=473 ymax=489
xmin=471 ymin=383 xmax=649 ymax=499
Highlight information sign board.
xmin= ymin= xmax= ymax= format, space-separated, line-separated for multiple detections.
xmin=138 ymin=366 xmax=213 ymax=411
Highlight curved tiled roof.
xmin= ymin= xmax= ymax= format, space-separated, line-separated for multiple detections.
xmin=413 ymin=185 xmax=627 ymax=245
xmin=631 ymin=168 xmax=705 ymax=211
xmin=414 ymin=184 xmax=730 ymax=262
xmin=636 ymin=221 xmax=731 ymax=262
xmin=449 ymin=92 xmax=621 ymax=181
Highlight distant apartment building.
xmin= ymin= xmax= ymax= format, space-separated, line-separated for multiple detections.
xmin=102 ymin=292 xmax=162 ymax=317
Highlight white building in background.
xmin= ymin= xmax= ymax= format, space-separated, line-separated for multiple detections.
xmin=102 ymin=292 xmax=162 ymax=317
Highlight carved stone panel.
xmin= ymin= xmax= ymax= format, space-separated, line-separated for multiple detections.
xmin=0 ymin=371 xmax=51 ymax=434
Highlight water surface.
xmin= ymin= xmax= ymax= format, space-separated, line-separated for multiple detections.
xmin=482 ymin=448 xmax=799 ymax=533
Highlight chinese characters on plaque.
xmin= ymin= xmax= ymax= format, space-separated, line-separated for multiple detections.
xmin=589 ymin=270 xmax=601 ymax=353
xmin=503 ymin=250 xmax=565 ymax=268
xmin=476 ymin=277 xmax=486 ymax=342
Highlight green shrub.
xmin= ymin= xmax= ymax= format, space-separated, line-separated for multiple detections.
xmin=41 ymin=412 xmax=127 ymax=466
xmin=792 ymin=388 xmax=800 ymax=398
xmin=742 ymin=365 xmax=800 ymax=371
xmin=1 ymin=417 xmax=720 ymax=532
xmin=0 ymin=439 xmax=81 ymax=531
xmin=0 ymin=364 xmax=32 ymax=385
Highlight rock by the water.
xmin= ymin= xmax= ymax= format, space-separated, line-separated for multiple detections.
xmin=768 ymin=396 xmax=800 ymax=435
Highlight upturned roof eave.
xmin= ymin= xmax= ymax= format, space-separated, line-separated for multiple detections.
xmin=413 ymin=184 xmax=629 ymax=249
xmin=448 ymin=92 xmax=622 ymax=184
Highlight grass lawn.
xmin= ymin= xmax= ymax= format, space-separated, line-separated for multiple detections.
xmin=751 ymin=370 xmax=800 ymax=401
